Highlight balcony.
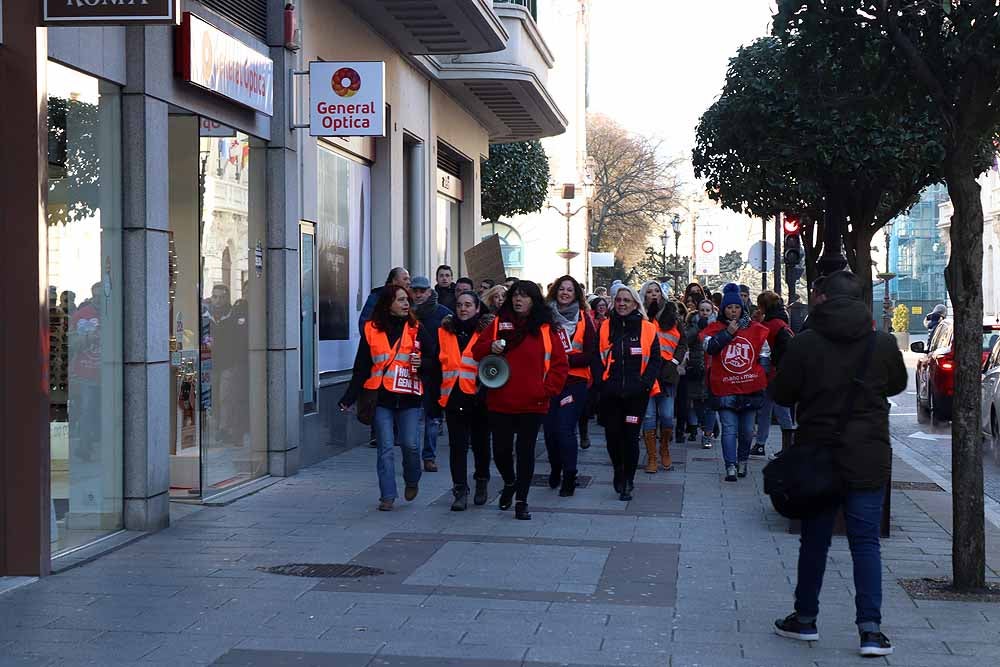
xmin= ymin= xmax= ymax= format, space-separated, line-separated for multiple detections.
xmin=339 ymin=0 xmax=507 ymax=55
xmin=418 ymin=1 xmax=567 ymax=142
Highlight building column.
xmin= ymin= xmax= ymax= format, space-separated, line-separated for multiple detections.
xmin=0 ymin=0 xmax=50 ymax=576
xmin=121 ymin=28 xmax=171 ymax=530
xmin=265 ymin=4 xmax=301 ymax=476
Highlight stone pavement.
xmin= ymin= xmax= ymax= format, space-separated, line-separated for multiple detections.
xmin=3 ymin=424 xmax=1000 ymax=666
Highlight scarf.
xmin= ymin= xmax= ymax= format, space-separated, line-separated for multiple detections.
xmin=550 ymin=300 xmax=581 ymax=339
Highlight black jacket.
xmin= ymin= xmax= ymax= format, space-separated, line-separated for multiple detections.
xmin=770 ymin=297 xmax=908 ymax=490
xmin=340 ymin=316 xmax=439 ymax=411
xmin=602 ymin=310 xmax=662 ymax=399
xmin=435 ymin=284 xmax=457 ymax=312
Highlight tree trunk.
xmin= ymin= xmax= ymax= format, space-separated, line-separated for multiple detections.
xmin=852 ymin=227 xmax=876 ymax=313
xmin=943 ymin=160 xmax=986 ymax=591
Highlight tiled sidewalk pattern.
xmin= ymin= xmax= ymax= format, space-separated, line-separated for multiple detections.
xmin=1 ymin=425 xmax=1000 ymax=666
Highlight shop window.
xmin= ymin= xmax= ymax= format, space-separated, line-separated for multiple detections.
xmin=317 ymin=144 xmax=372 ymax=372
xmin=482 ymin=221 xmax=524 ymax=272
xmin=46 ymin=61 xmax=124 ymax=554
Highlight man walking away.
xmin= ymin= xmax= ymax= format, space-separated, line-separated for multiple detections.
xmin=770 ymin=270 xmax=907 ymax=657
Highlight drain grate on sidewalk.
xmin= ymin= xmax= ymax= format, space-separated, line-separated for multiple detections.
xmin=256 ymin=563 xmax=386 ymax=578
xmin=892 ymin=481 xmax=945 ymax=492
xmin=531 ymin=474 xmax=593 ymax=488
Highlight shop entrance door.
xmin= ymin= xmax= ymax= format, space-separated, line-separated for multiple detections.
xmin=167 ymin=115 xmax=267 ymax=499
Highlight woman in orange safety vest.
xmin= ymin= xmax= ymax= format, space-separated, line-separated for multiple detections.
xmin=543 ymin=275 xmax=598 ymax=497
xmin=437 ymin=290 xmax=494 ymax=511
xmin=340 ymin=286 xmax=437 ymax=512
xmin=598 ymin=285 xmax=662 ymax=501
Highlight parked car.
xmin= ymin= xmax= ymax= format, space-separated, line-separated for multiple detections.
xmin=983 ymin=335 xmax=1000 ymax=448
xmin=910 ymin=318 xmax=1000 ymax=424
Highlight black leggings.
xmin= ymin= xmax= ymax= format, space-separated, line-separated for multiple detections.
xmin=600 ymin=393 xmax=650 ymax=484
xmin=489 ymin=412 xmax=543 ymax=502
xmin=446 ymin=406 xmax=491 ymax=488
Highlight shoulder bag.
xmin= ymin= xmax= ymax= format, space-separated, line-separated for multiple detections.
xmin=762 ymin=331 xmax=877 ymax=519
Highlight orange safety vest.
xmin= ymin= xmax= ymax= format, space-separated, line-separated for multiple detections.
xmin=657 ymin=325 xmax=681 ymax=362
xmin=566 ymin=313 xmax=592 ymax=385
xmin=491 ymin=317 xmax=553 ymax=382
xmin=362 ymin=320 xmax=423 ymax=396
xmin=598 ymin=319 xmax=661 ymax=397
xmin=438 ymin=328 xmax=480 ymax=408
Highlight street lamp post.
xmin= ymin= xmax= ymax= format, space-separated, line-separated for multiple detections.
xmin=659 ymin=229 xmax=670 ymax=283
xmin=669 ymin=214 xmax=683 ymax=295
xmin=876 ymin=221 xmax=896 ymax=333
xmin=548 ymin=181 xmax=593 ymax=276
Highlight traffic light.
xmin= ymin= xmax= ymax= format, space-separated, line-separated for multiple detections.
xmin=782 ymin=214 xmax=803 ymax=267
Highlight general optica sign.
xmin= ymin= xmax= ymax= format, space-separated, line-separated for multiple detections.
xmin=309 ymin=61 xmax=385 ymax=137
xmin=177 ymin=13 xmax=274 ymax=117
xmin=44 ymin=0 xmax=179 ymax=24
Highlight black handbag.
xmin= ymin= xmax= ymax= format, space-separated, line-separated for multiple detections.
xmin=762 ymin=332 xmax=876 ymax=519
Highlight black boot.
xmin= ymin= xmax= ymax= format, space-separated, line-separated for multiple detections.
xmin=514 ymin=501 xmax=531 ymax=520
xmin=613 ymin=466 xmax=624 ymax=494
xmin=473 ymin=479 xmax=489 ymax=506
xmin=619 ymin=479 xmax=634 ymax=502
xmin=498 ymin=483 xmax=516 ymax=510
xmin=548 ymin=469 xmax=561 ymax=489
xmin=559 ymin=471 xmax=577 ymax=497
xmin=450 ymin=485 xmax=468 ymax=512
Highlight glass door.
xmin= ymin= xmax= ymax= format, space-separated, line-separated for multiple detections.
xmin=168 ymin=115 xmax=268 ymax=499
xmin=301 ymin=222 xmax=318 ymax=414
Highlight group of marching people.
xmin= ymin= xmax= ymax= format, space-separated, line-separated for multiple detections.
xmin=339 ymin=265 xmax=797 ymax=518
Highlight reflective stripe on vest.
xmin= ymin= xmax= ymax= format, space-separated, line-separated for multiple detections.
xmin=657 ymin=326 xmax=681 ymax=362
xmin=438 ymin=328 xmax=480 ymax=408
xmin=598 ymin=319 xmax=660 ymax=397
xmin=362 ymin=320 xmax=423 ymax=396
xmin=567 ymin=313 xmax=592 ymax=384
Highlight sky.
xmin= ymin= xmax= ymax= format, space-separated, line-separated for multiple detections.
xmin=587 ymin=0 xmax=780 ymax=269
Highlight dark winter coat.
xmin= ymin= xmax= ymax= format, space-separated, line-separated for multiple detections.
xmin=602 ymin=310 xmax=662 ymax=399
xmin=770 ymin=297 xmax=908 ymax=490
xmin=683 ymin=315 xmax=708 ymax=401
xmin=435 ymin=284 xmax=457 ymax=312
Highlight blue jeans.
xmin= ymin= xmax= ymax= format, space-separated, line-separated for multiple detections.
xmin=689 ymin=398 xmax=717 ymax=434
xmin=419 ymin=409 xmax=440 ymax=461
xmin=718 ymin=408 xmax=756 ymax=466
xmin=373 ymin=406 xmax=422 ymax=501
xmin=795 ymin=488 xmax=885 ymax=626
xmin=642 ymin=384 xmax=675 ymax=431
xmin=755 ymin=392 xmax=794 ymax=444
xmin=543 ymin=381 xmax=586 ymax=475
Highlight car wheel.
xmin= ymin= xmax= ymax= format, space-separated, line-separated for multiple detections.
xmin=916 ymin=393 xmax=931 ymax=424
xmin=929 ymin=391 xmax=943 ymax=427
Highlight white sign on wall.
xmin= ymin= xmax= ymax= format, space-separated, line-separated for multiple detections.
xmin=179 ymin=13 xmax=274 ymax=116
xmin=696 ymin=224 xmax=721 ymax=276
xmin=309 ymin=61 xmax=385 ymax=137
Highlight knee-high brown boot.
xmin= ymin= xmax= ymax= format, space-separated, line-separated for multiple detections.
xmin=659 ymin=429 xmax=673 ymax=471
xmin=643 ymin=430 xmax=658 ymax=474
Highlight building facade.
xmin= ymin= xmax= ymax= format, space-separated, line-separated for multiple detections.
xmin=491 ymin=0 xmax=588 ymax=286
xmin=0 ymin=0 xmax=564 ymax=577
xmin=938 ymin=167 xmax=1000 ymax=322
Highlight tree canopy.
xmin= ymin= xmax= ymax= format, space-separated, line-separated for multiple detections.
xmin=588 ymin=114 xmax=679 ymax=269
xmin=693 ymin=28 xmax=946 ymax=304
xmin=481 ymin=141 xmax=550 ymax=224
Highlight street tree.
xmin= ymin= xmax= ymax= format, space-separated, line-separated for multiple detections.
xmin=47 ymin=95 xmax=101 ymax=226
xmin=481 ymin=141 xmax=550 ymax=226
xmin=693 ymin=34 xmax=944 ymax=307
xmin=588 ymin=114 xmax=680 ymax=269
xmin=775 ymin=0 xmax=999 ymax=592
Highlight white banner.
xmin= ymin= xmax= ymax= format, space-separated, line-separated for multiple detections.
xmin=181 ymin=13 xmax=274 ymax=116
xmin=309 ymin=61 xmax=386 ymax=137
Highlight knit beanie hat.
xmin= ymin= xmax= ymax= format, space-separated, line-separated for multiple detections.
xmin=720 ymin=283 xmax=745 ymax=318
